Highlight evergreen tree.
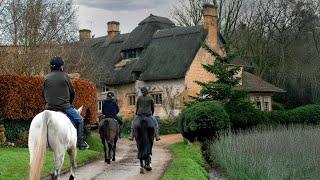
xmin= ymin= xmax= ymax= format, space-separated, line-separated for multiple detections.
xmin=195 ymin=43 xmax=245 ymax=103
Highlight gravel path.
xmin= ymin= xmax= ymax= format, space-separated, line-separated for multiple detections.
xmin=61 ymin=134 xmax=183 ymax=180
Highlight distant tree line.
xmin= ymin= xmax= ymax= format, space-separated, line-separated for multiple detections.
xmin=171 ymin=0 xmax=320 ymax=107
xmin=0 ymin=0 xmax=97 ymax=82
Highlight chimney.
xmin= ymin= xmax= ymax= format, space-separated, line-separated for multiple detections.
xmin=203 ymin=3 xmax=218 ymax=49
xmin=107 ymin=21 xmax=120 ymax=40
xmin=79 ymin=29 xmax=91 ymax=41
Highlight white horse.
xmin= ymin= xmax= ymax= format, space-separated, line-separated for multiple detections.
xmin=28 ymin=106 xmax=83 ymax=180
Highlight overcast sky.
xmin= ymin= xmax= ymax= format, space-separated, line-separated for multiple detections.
xmin=74 ymin=0 xmax=178 ymax=37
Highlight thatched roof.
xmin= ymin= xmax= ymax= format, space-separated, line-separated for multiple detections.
xmin=84 ymin=14 xmax=284 ymax=94
xmin=236 ymin=71 xmax=285 ymax=93
xmin=120 ymin=14 xmax=175 ymax=50
xmin=135 ymin=25 xmax=207 ymax=81
xmin=85 ymin=15 xmax=207 ymax=85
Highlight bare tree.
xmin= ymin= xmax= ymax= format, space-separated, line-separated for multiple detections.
xmin=0 ymin=0 xmax=78 ymax=75
xmin=170 ymin=0 xmax=244 ymax=43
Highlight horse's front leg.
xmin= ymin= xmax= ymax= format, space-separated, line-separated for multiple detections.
xmin=139 ymin=159 xmax=145 ymax=174
xmin=67 ymin=145 xmax=77 ymax=180
xmin=52 ymin=150 xmax=65 ymax=180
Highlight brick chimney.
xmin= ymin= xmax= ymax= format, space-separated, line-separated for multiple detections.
xmin=107 ymin=21 xmax=120 ymax=40
xmin=203 ymin=4 xmax=218 ymax=50
xmin=79 ymin=29 xmax=91 ymax=41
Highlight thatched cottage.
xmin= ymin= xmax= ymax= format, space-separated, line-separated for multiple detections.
xmin=80 ymin=4 xmax=284 ymax=120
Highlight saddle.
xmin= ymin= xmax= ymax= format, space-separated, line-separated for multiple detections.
xmin=134 ymin=115 xmax=153 ymax=129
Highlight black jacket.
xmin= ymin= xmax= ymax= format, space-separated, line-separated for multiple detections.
xmin=43 ymin=71 xmax=75 ymax=111
xmin=102 ymin=98 xmax=119 ymax=118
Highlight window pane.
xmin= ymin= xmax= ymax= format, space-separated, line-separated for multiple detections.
xmin=264 ymin=102 xmax=269 ymax=111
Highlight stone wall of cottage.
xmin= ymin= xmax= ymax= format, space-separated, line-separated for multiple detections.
xmin=185 ymin=47 xmax=217 ymax=98
xmin=98 ymin=79 xmax=186 ymax=120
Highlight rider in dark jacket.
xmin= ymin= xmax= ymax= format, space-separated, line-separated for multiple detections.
xmin=43 ymin=56 xmax=89 ymax=150
xmin=129 ymin=87 xmax=160 ymax=141
xmin=102 ymin=92 xmax=123 ymax=137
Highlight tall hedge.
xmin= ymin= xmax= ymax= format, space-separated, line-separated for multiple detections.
xmin=0 ymin=74 xmax=97 ymax=124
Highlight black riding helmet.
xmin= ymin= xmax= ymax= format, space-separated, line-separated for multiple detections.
xmin=140 ymin=87 xmax=148 ymax=94
xmin=50 ymin=56 xmax=64 ymax=70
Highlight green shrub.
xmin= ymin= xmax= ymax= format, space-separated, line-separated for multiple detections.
xmin=272 ymin=101 xmax=285 ymax=111
xmin=271 ymin=104 xmax=320 ymax=125
xmin=225 ymin=98 xmax=268 ymax=129
xmin=179 ymin=101 xmax=230 ymax=142
xmin=3 ymin=120 xmax=31 ymax=147
xmin=159 ymin=119 xmax=180 ymax=135
xmin=122 ymin=117 xmax=180 ymax=135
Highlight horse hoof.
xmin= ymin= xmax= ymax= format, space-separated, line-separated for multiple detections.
xmin=140 ymin=167 xmax=145 ymax=174
xmin=106 ymin=159 xmax=111 ymax=164
xmin=112 ymin=158 xmax=116 ymax=161
xmin=145 ymin=165 xmax=152 ymax=171
xmin=69 ymin=175 xmax=75 ymax=180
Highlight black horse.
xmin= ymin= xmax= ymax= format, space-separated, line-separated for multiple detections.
xmin=133 ymin=115 xmax=155 ymax=174
xmin=98 ymin=117 xmax=119 ymax=164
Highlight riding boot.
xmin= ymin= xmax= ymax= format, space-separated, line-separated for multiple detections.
xmin=129 ymin=128 xmax=134 ymax=141
xmin=155 ymin=128 xmax=160 ymax=141
xmin=77 ymin=122 xmax=90 ymax=150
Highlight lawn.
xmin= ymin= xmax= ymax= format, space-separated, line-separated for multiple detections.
xmin=0 ymin=132 xmax=103 ymax=180
xmin=162 ymin=141 xmax=209 ymax=180
xmin=210 ymin=126 xmax=320 ymax=180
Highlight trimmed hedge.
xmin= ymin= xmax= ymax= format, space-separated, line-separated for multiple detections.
xmin=179 ymin=101 xmax=230 ymax=142
xmin=0 ymin=74 xmax=97 ymax=124
xmin=121 ymin=118 xmax=180 ymax=135
xmin=225 ymin=98 xmax=268 ymax=129
xmin=270 ymin=104 xmax=320 ymax=125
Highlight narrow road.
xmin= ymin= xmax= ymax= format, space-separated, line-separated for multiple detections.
xmin=61 ymin=134 xmax=183 ymax=180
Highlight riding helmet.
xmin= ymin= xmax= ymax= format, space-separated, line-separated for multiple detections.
xmin=140 ymin=87 xmax=148 ymax=94
xmin=50 ymin=56 xmax=64 ymax=68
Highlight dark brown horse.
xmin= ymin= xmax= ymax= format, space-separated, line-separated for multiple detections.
xmin=99 ymin=117 xmax=119 ymax=164
xmin=133 ymin=115 xmax=155 ymax=174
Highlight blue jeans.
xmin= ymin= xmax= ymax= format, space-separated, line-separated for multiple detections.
xmin=131 ymin=115 xmax=159 ymax=131
xmin=65 ymin=108 xmax=84 ymax=125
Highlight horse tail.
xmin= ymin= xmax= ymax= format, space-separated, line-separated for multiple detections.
xmin=138 ymin=120 xmax=150 ymax=160
xmin=29 ymin=110 xmax=50 ymax=180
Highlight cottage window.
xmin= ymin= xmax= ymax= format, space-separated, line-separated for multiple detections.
xmin=128 ymin=95 xmax=136 ymax=106
xmin=152 ymin=93 xmax=163 ymax=105
xmin=263 ymin=96 xmax=270 ymax=111
xmin=255 ymin=96 xmax=261 ymax=110
xmin=98 ymin=101 xmax=103 ymax=112
xmin=101 ymin=85 xmax=108 ymax=92
xmin=264 ymin=102 xmax=269 ymax=111
xmin=124 ymin=48 xmax=142 ymax=59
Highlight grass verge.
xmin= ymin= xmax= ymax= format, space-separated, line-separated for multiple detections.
xmin=0 ymin=132 xmax=103 ymax=179
xmin=209 ymin=126 xmax=320 ymax=179
xmin=162 ymin=141 xmax=209 ymax=180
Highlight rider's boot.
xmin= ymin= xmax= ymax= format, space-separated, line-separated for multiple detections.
xmin=129 ymin=128 xmax=134 ymax=141
xmin=155 ymin=128 xmax=160 ymax=141
xmin=77 ymin=122 xmax=90 ymax=150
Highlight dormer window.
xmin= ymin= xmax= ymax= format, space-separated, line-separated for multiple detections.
xmin=123 ymin=48 xmax=143 ymax=59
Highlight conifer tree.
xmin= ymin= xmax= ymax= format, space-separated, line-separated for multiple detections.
xmin=195 ymin=44 xmax=245 ymax=103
